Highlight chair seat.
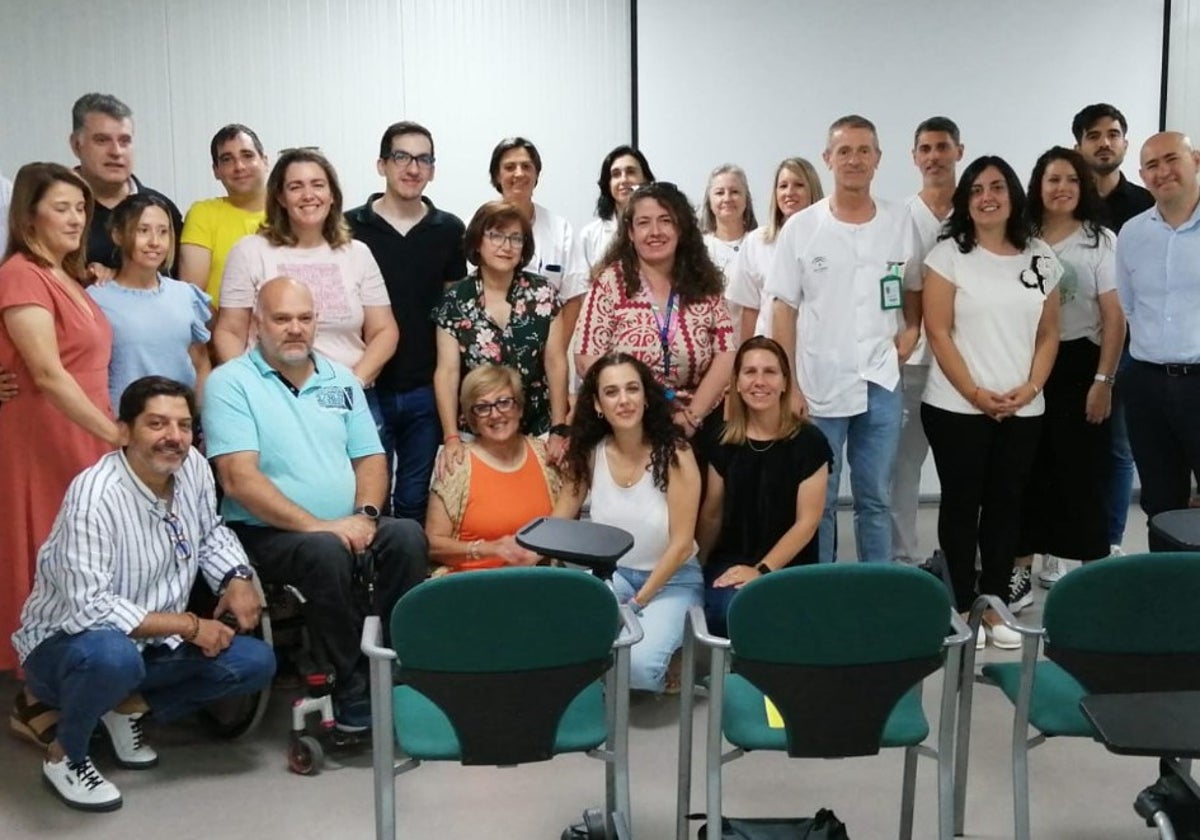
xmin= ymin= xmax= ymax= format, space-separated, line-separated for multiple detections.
xmin=981 ymin=661 xmax=1097 ymax=738
xmin=393 ymin=680 xmax=608 ymax=761
xmin=720 ymin=674 xmax=930 ymax=751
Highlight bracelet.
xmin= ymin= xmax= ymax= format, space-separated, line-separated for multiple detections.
xmin=1030 ymin=382 xmax=1042 ymax=395
xmin=684 ymin=408 xmax=702 ymax=429
xmin=549 ymin=423 xmax=571 ymax=437
xmin=1094 ymin=373 xmax=1115 ymax=386
xmin=182 ymin=611 xmax=200 ymax=642
xmin=443 ymin=434 xmax=461 ymax=444
xmin=467 ymin=539 xmax=483 ymax=560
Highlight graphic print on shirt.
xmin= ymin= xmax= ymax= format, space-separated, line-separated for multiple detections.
xmin=280 ymin=262 xmax=351 ymax=322
xmin=1057 ymin=260 xmax=1080 ymax=305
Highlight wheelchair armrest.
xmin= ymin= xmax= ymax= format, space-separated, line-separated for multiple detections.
xmin=615 ymin=604 xmax=644 ymax=649
xmin=360 ymin=615 xmax=397 ymax=661
xmin=686 ymin=604 xmax=730 ymax=650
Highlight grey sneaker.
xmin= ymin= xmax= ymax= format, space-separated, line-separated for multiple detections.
xmin=42 ymin=755 xmax=122 ymax=811
xmin=100 ymin=710 xmax=158 ymax=769
xmin=1008 ymin=566 xmax=1034 ymax=614
xmin=1037 ymin=555 xmax=1080 ymax=589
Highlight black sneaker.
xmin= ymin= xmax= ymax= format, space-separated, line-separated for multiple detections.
xmin=333 ymin=694 xmax=371 ymax=733
xmin=1008 ymin=565 xmax=1033 ymax=614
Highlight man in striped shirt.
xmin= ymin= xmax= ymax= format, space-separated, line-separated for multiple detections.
xmin=12 ymin=376 xmax=276 ymax=812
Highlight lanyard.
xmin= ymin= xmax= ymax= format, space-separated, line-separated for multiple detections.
xmin=647 ymin=289 xmax=679 ymax=399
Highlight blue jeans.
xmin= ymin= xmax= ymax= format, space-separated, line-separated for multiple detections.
xmin=23 ymin=628 xmax=275 ymax=762
xmin=366 ymin=384 xmax=441 ymax=522
xmin=611 ymin=560 xmax=703 ymax=693
xmin=1105 ymin=349 xmax=1135 ymax=546
xmin=810 ymin=381 xmax=903 ymax=564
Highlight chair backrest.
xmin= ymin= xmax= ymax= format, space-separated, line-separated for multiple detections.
xmin=725 ymin=564 xmax=950 ymax=757
xmin=389 ymin=567 xmax=620 ymax=765
xmin=1044 ymin=552 xmax=1200 ymax=693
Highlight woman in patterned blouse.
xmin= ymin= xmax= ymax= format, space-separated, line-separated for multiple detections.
xmin=574 ymin=181 xmax=735 ymax=469
xmin=433 ymin=201 xmax=568 ymax=473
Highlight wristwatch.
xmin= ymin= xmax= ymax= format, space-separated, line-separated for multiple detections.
xmin=219 ymin=564 xmax=254 ymax=594
xmin=354 ymin=504 xmax=381 ymax=520
xmin=1094 ymin=373 xmax=1116 ymax=386
xmin=755 ymin=562 xmax=773 ymax=575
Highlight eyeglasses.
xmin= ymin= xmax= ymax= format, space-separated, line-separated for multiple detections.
xmin=470 ymin=396 xmax=519 ymax=417
xmin=485 ymin=230 xmax=525 ymax=249
xmin=385 ymin=150 xmax=435 ymax=168
xmin=162 ymin=511 xmax=192 ymax=563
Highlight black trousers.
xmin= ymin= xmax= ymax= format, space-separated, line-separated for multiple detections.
xmin=1121 ymin=360 xmax=1200 ymax=550
xmin=231 ymin=518 xmax=428 ymax=695
xmin=922 ymin=404 xmax=1042 ymax=613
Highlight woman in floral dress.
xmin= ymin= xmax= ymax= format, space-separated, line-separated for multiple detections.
xmin=433 ymin=201 xmax=568 ymax=473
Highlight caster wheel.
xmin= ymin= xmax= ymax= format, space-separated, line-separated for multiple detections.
xmin=582 ymin=808 xmax=607 ymax=839
xmin=287 ymin=734 xmax=324 ymax=775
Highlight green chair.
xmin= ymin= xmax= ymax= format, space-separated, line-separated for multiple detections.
xmin=361 ymin=566 xmax=643 ymax=839
xmin=675 ymin=564 xmax=970 ymax=840
xmin=954 ymin=552 xmax=1200 ymax=840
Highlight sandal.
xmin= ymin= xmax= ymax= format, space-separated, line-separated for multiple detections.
xmin=9 ymin=688 xmax=58 ymax=751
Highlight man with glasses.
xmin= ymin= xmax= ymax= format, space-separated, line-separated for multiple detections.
xmin=12 ymin=376 xmax=275 ymax=812
xmin=345 ymin=121 xmax=465 ymax=522
xmin=203 ymin=277 xmax=428 ymax=733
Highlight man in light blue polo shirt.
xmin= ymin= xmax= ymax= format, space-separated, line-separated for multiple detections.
xmin=1115 ymin=131 xmax=1200 ymax=550
xmin=204 ymin=277 xmax=427 ymax=731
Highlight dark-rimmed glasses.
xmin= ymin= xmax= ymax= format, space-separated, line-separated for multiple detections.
xmin=162 ymin=511 xmax=193 ymax=563
xmin=470 ymin=397 xmax=519 ymax=417
xmin=385 ymin=150 xmax=435 ymax=168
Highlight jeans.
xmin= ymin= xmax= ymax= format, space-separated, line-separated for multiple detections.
xmin=611 ymin=560 xmax=703 ymax=693
xmin=890 ymin=365 xmax=931 ymax=562
xmin=366 ymin=385 xmax=441 ymax=522
xmin=231 ymin=517 xmax=428 ymax=694
xmin=1105 ymin=348 xmax=1135 ymax=546
xmin=810 ymin=381 xmax=903 ymax=564
xmin=23 ymin=629 xmax=275 ymax=762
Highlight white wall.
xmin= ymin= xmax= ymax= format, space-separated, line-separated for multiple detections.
xmin=1168 ymin=0 xmax=1200 ymax=139
xmin=0 ymin=0 xmax=632 ymax=231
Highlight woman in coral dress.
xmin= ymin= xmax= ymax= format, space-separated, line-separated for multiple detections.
xmin=0 ymin=163 xmax=119 ymax=672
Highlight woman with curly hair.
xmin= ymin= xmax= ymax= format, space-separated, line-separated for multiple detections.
xmin=554 ymin=353 xmax=701 ymax=693
xmin=921 ymin=155 xmax=1062 ymax=650
xmin=574 ymin=181 xmax=735 ymax=470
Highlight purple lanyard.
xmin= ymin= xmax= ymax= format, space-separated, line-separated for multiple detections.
xmin=648 ymin=289 xmax=679 ymax=399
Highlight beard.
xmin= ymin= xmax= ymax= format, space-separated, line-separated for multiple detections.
xmin=1090 ymin=159 xmax=1121 ymax=177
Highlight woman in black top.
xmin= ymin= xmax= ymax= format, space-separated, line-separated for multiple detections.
xmin=697 ymin=336 xmax=832 ymax=635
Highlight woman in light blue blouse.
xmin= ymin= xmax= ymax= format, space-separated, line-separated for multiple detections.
xmin=89 ymin=194 xmax=212 ymax=408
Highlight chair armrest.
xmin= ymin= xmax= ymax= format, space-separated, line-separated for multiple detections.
xmin=972 ymin=594 xmax=1043 ymax=637
xmin=615 ymin=603 xmax=645 ymax=648
xmin=360 ymin=615 xmax=397 ymax=661
xmin=686 ymin=604 xmax=730 ymax=650
xmin=945 ymin=610 xmax=973 ymax=649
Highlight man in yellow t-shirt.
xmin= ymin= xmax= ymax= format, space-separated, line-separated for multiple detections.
xmin=179 ymin=124 xmax=268 ymax=300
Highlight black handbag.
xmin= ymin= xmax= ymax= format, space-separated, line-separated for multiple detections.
xmin=694 ymin=808 xmax=849 ymax=839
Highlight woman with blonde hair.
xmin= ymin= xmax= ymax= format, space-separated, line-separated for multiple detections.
xmin=696 ymin=336 xmax=831 ymax=635
xmin=726 ymin=158 xmax=823 ymax=340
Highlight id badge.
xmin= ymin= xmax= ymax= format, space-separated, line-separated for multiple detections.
xmin=880 ymin=275 xmax=903 ymax=310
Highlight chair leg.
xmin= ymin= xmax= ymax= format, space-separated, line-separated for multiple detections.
xmin=936 ymin=643 xmax=963 ymax=840
xmin=954 ymin=649 xmax=977 ymax=835
xmin=608 ymin=643 xmax=634 ymax=839
xmin=1011 ymin=639 xmax=1040 ymax=840
xmin=369 ymin=654 xmax=396 ymax=840
xmin=899 ymin=745 xmax=918 ymax=840
xmin=675 ymin=624 xmax=697 ymax=840
xmin=705 ymin=647 xmax=727 ymax=835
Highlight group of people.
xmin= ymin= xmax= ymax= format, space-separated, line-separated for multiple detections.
xmin=2 ymin=90 xmax=1199 ymax=813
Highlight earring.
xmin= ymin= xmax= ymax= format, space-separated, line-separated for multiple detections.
xmin=596 ymin=408 xmax=604 ymax=419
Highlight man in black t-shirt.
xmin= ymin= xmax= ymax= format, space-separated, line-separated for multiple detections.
xmin=1071 ymin=103 xmax=1154 ymax=234
xmin=345 ymin=121 xmax=466 ymax=522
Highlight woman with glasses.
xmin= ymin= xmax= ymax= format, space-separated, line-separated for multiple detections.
xmin=212 ymin=148 xmax=399 ymax=388
xmin=426 ymin=365 xmax=560 ymax=572
xmin=433 ymin=201 xmax=568 ymax=473
xmin=575 ymin=181 xmax=735 ymax=470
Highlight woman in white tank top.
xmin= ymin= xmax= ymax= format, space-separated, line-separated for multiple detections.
xmin=555 ymin=353 xmax=702 ymax=694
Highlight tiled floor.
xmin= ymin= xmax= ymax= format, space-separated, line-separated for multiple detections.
xmin=0 ymin=506 xmax=1168 ymax=839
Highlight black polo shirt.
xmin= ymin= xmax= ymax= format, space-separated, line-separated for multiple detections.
xmin=85 ymin=174 xmax=184 ymax=275
xmin=345 ymin=194 xmax=466 ymax=392
xmin=1101 ymin=172 xmax=1154 ymax=234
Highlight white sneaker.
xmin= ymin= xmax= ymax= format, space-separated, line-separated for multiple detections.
xmin=1109 ymin=544 xmax=1124 ymax=557
xmin=1037 ymin=555 xmax=1081 ymax=589
xmin=100 ymin=710 xmax=158 ymax=769
xmin=986 ymin=621 xmax=1022 ymax=650
xmin=42 ymin=755 xmax=122 ymax=811
xmin=975 ymin=625 xmax=986 ymax=651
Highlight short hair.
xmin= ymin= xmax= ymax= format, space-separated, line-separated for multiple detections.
xmin=699 ymin=164 xmax=758 ymax=235
xmin=600 ymin=181 xmax=725 ymax=305
xmin=722 ymin=336 xmax=804 ymax=445
xmin=261 ymin=148 xmax=352 ymax=249
xmin=378 ymin=120 xmax=435 ymax=160
xmin=5 ymin=162 xmax=94 ymax=281
xmin=459 ymin=364 xmax=524 ymax=434
xmin=488 ymin=137 xmax=542 ymax=192
xmin=943 ymin=155 xmax=1031 ymax=253
xmin=1026 ymin=146 xmax=1107 ymax=247
xmin=827 ymin=114 xmax=879 ymax=150
xmin=594 ymin=145 xmax=655 ymax=221
xmin=209 ymin=123 xmax=264 ymax=167
xmin=463 ymin=201 xmax=535 ymax=269
xmin=71 ymin=93 xmax=132 ymax=134
xmin=763 ymin=157 xmax=824 ymax=245
xmin=109 ymin=192 xmax=177 ymax=270
xmin=1071 ymin=103 xmax=1129 ymax=143
xmin=117 ymin=376 xmax=196 ymax=425
xmin=913 ymin=116 xmax=961 ymax=147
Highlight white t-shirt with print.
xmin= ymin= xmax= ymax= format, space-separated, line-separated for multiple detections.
xmin=1050 ymin=226 xmax=1117 ymax=344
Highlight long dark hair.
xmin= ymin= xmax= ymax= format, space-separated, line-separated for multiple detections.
xmin=598 ymin=181 xmax=724 ymax=305
xmin=1026 ymin=146 xmax=1106 ymax=248
xmin=563 ymin=353 xmax=686 ymax=493
xmin=942 ymin=155 xmax=1031 ymax=253
xmin=595 ymin=145 xmax=655 ymax=221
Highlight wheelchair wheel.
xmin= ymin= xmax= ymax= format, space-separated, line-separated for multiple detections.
xmin=582 ymin=808 xmax=607 ymax=839
xmin=194 ymin=581 xmax=275 ymax=740
xmin=287 ymin=735 xmax=324 ymax=776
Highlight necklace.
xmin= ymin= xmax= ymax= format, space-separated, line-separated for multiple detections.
xmin=607 ymin=442 xmax=648 ymax=487
xmin=746 ymin=437 xmax=777 ymax=453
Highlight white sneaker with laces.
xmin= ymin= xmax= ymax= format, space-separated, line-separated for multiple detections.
xmin=100 ymin=710 xmax=158 ymax=769
xmin=42 ymin=755 xmax=122 ymax=811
